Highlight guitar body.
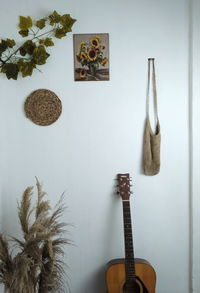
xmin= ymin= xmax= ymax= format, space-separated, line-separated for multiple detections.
xmin=106 ymin=258 xmax=156 ymax=293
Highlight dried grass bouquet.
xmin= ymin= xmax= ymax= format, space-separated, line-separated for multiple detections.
xmin=0 ymin=179 xmax=71 ymax=293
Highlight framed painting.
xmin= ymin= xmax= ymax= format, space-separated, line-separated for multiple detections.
xmin=73 ymin=33 xmax=109 ymax=81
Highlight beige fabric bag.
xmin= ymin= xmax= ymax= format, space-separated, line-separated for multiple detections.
xmin=143 ymin=58 xmax=161 ymax=175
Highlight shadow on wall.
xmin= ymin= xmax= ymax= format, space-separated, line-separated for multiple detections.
xmin=140 ymin=118 xmax=147 ymax=174
xmin=82 ymin=181 xmax=120 ymax=293
xmin=84 ymin=265 xmax=107 ymax=293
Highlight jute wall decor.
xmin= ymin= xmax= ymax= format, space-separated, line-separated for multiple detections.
xmin=143 ymin=58 xmax=161 ymax=175
xmin=24 ymin=89 xmax=62 ymax=126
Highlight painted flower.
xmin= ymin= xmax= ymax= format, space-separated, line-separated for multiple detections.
xmin=101 ymin=57 xmax=108 ymax=66
xmin=79 ymin=68 xmax=87 ymax=78
xmin=88 ymin=48 xmax=97 ymax=61
xmin=90 ymin=37 xmax=100 ymax=49
xmin=80 ymin=51 xmax=88 ymax=60
xmin=79 ymin=41 xmax=86 ymax=50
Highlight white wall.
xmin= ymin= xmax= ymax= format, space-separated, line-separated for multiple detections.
xmin=0 ymin=0 xmax=191 ymax=293
xmin=190 ymin=0 xmax=200 ymax=292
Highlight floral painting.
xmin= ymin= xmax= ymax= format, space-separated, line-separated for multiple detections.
xmin=73 ymin=33 xmax=109 ymax=81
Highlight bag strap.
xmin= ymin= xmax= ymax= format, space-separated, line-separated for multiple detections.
xmin=146 ymin=58 xmax=159 ymax=123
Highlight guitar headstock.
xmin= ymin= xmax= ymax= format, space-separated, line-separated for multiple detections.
xmin=117 ymin=173 xmax=132 ymax=200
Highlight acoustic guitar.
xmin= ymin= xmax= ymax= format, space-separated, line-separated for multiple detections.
xmin=106 ymin=173 xmax=156 ymax=293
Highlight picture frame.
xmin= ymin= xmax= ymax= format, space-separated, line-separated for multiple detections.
xmin=73 ymin=33 xmax=110 ymax=81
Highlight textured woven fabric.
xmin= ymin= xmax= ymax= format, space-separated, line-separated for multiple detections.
xmin=24 ymin=89 xmax=62 ymax=126
xmin=143 ymin=59 xmax=161 ymax=175
xmin=143 ymin=118 xmax=161 ymax=175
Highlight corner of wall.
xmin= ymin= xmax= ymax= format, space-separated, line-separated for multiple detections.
xmin=189 ymin=0 xmax=200 ymax=292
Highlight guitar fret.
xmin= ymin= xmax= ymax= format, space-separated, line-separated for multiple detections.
xmin=117 ymin=174 xmax=136 ymax=281
xmin=125 ymin=246 xmax=133 ymax=250
xmin=126 ymin=268 xmax=135 ymax=272
xmin=121 ymin=197 xmax=136 ymax=280
xmin=127 ymin=266 xmax=135 ymax=270
xmin=126 ymin=253 xmax=134 ymax=256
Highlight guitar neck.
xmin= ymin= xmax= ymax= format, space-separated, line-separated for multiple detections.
xmin=122 ymin=199 xmax=136 ymax=280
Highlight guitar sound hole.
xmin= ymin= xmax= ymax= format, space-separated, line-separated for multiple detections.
xmin=123 ymin=280 xmax=141 ymax=293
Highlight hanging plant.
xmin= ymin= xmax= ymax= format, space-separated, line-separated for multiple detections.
xmin=0 ymin=11 xmax=76 ymax=80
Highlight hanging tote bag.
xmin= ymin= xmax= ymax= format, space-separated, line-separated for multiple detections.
xmin=143 ymin=58 xmax=161 ymax=175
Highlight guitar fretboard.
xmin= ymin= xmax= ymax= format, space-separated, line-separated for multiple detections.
xmin=122 ymin=200 xmax=136 ymax=281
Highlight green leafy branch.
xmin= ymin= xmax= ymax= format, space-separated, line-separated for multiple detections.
xmin=0 ymin=11 xmax=76 ymax=80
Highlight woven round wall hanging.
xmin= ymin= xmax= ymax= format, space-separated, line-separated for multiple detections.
xmin=24 ymin=89 xmax=62 ymax=126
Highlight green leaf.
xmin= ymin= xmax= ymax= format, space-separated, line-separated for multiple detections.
xmin=19 ymin=40 xmax=36 ymax=57
xmin=1 ymin=63 xmax=19 ymax=80
xmin=49 ymin=10 xmax=61 ymax=25
xmin=19 ymin=47 xmax=27 ymax=56
xmin=43 ymin=38 xmax=54 ymax=47
xmin=33 ymin=45 xmax=50 ymax=65
xmin=55 ymin=28 xmax=67 ymax=39
xmin=18 ymin=30 xmax=29 ymax=37
xmin=39 ymin=38 xmax=54 ymax=46
xmin=81 ymin=60 xmax=87 ymax=67
xmin=0 ymin=40 xmax=8 ymax=55
xmin=24 ymin=40 xmax=36 ymax=55
xmin=6 ymin=39 xmax=16 ymax=48
xmin=36 ymin=18 xmax=46 ymax=29
xmin=19 ymin=16 xmax=33 ymax=30
xmin=18 ymin=59 xmax=35 ymax=77
xmin=60 ymin=14 xmax=76 ymax=32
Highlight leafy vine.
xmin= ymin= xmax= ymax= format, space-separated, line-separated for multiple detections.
xmin=0 ymin=11 xmax=76 ymax=80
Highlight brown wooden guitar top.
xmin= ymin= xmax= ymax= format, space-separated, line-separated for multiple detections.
xmin=106 ymin=258 xmax=156 ymax=293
